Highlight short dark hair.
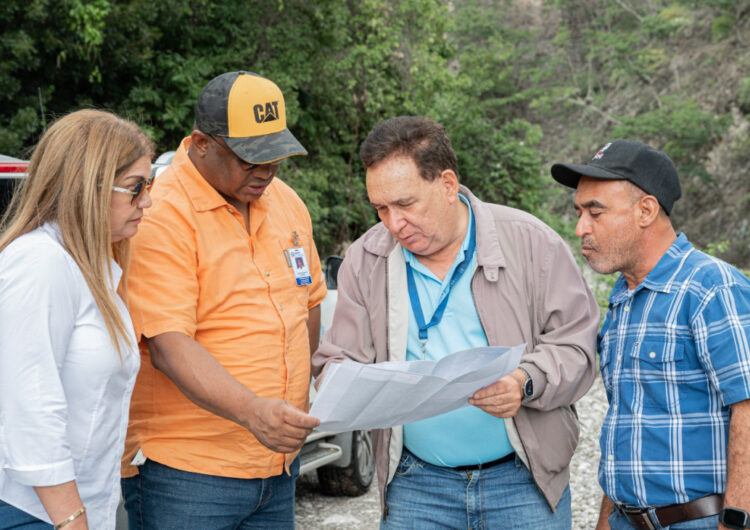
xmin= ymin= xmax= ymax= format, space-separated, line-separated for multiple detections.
xmin=359 ymin=116 xmax=458 ymax=181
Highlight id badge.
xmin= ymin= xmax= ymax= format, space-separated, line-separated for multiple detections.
xmin=287 ymin=246 xmax=312 ymax=286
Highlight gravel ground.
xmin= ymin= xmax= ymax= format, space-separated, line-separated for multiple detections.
xmin=295 ymin=375 xmax=608 ymax=529
xmin=569 ymin=374 xmax=607 ymax=529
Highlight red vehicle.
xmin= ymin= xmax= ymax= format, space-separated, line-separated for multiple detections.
xmin=0 ymin=155 xmax=29 ymax=214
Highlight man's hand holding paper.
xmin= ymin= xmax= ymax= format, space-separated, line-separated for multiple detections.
xmin=468 ymin=368 xmax=527 ymax=418
xmin=309 ymin=344 xmax=524 ymax=433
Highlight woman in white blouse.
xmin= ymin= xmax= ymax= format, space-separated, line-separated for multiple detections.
xmin=0 ymin=109 xmax=153 ymax=529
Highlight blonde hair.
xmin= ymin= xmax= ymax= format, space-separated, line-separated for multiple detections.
xmin=0 ymin=109 xmax=154 ymax=355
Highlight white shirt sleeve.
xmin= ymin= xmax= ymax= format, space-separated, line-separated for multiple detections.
xmin=0 ymin=240 xmax=81 ymax=486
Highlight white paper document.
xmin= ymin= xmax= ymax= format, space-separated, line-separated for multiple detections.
xmin=309 ymin=344 xmax=525 ymax=433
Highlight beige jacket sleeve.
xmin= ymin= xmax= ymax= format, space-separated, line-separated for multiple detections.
xmin=515 ymin=231 xmax=599 ymax=411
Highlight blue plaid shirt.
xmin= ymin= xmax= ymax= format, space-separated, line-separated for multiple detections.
xmin=598 ymin=233 xmax=750 ymax=508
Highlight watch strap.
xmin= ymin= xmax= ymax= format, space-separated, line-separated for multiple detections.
xmin=720 ymin=507 xmax=750 ymax=529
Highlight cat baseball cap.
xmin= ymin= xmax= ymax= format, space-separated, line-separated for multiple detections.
xmin=551 ymin=139 xmax=681 ymax=215
xmin=195 ymin=71 xmax=308 ymax=164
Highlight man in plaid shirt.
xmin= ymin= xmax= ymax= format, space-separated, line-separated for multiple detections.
xmin=552 ymin=140 xmax=750 ymax=530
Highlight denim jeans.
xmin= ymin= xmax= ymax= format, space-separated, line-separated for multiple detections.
xmin=608 ymin=511 xmax=719 ymax=529
xmin=380 ymin=449 xmax=571 ymax=529
xmin=121 ymin=457 xmax=299 ymax=530
xmin=0 ymin=501 xmax=52 ymax=529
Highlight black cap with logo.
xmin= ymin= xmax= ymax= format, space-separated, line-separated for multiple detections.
xmin=550 ymin=139 xmax=682 ymax=215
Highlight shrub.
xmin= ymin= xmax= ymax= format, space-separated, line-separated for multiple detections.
xmin=711 ymin=14 xmax=734 ymax=42
xmin=738 ymin=77 xmax=750 ymax=115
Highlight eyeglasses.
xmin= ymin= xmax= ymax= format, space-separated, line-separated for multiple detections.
xmin=112 ymin=166 xmax=156 ymax=204
xmin=207 ymin=134 xmax=282 ymax=175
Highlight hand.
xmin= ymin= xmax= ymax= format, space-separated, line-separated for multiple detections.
xmin=468 ymin=369 xmax=526 ymax=418
xmin=244 ymin=397 xmax=320 ymax=453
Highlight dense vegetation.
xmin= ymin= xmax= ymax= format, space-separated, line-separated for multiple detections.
xmin=2 ymin=0 xmax=748 ymax=267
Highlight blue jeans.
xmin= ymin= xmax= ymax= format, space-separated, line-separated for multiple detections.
xmin=0 ymin=501 xmax=52 ymax=529
xmin=121 ymin=457 xmax=299 ymax=530
xmin=381 ymin=449 xmax=571 ymax=529
xmin=608 ymin=511 xmax=719 ymax=529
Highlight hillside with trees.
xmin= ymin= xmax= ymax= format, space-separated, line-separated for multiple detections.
xmin=1 ymin=0 xmax=748 ymax=267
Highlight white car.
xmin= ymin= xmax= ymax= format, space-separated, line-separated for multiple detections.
xmin=299 ymin=255 xmax=374 ymax=496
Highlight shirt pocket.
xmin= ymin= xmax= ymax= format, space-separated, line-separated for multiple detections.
xmin=628 ymin=340 xmax=685 ymax=413
xmin=275 ymin=233 xmax=312 ymax=309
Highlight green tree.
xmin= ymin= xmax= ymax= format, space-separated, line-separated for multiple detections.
xmin=2 ymin=0 xmax=551 ymax=254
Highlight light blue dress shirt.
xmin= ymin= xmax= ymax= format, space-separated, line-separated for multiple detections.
xmin=402 ymin=195 xmax=513 ymax=467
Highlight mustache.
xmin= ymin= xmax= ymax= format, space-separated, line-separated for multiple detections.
xmin=581 ymin=237 xmax=596 ymax=249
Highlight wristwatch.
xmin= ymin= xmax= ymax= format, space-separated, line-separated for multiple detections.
xmin=519 ymin=368 xmax=533 ymax=399
xmin=720 ymin=507 xmax=750 ymax=529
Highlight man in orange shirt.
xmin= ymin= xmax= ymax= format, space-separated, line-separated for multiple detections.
xmin=121 ymin=71 xmax=326 ymax=529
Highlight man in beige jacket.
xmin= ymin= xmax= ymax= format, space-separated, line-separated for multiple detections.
xmin=312 ymin=116 xmax=599 ymax=528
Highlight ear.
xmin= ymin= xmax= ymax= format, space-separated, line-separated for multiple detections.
xmin=190 ymin=130 xmax=211 ymax=157
xmin=439 ymin=169 xmax=460 ymax=203
xmin=637 ymin=195 xmax=661 ymax=228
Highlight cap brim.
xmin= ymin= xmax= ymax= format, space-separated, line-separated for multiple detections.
xmin=550 ymin=163 xmax=627 ymax=189
xmin=224 ymin=128 xmax=308 ymax=165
